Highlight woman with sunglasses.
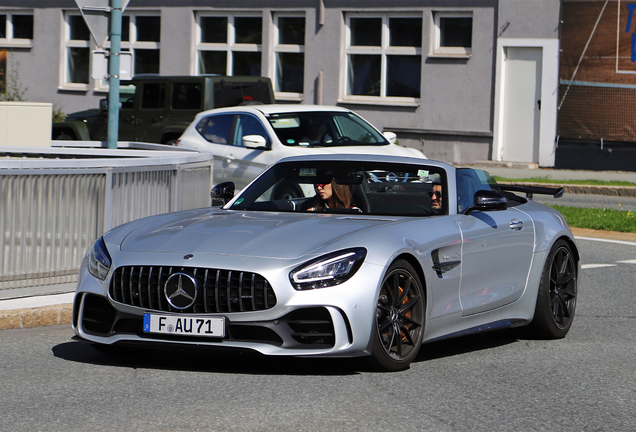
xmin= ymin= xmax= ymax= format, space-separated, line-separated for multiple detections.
xmin=307 ymin=179 xmax=358 ymax=212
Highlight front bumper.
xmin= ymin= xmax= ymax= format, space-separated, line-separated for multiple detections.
xmin=72 ymin=258 xmax=385 ymax=358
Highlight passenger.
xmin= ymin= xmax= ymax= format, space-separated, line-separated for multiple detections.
xmin=298 ymin=119 xmax=331 ymax=145
xmin=307 ymin=179 xmax=359 ymax=211
xmin=429 ymin=182 xmax=443 ymax=214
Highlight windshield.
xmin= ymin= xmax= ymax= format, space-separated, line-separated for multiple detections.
xmin=267 ymin=111 xmax=389 ymax=147
xmin=228 ymin=160 xmax=448 ymax=217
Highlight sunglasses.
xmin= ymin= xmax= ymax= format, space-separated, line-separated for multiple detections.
xmin=428 ymin=191 xmax=442 ymax=198
xmin=315 ymin=183 xmax=329 ymax=188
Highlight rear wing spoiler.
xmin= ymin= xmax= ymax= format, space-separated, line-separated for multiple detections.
xmin=499 ymin=184 xmax=564 ymax=200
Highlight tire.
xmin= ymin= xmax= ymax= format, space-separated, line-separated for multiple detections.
xmin=526 ymin=239 xmax=577 ymax=339
xmin=55 ymin=133 xmax=74 ymax=140
xmin=369 ymin=260 xmax=425 ymax=371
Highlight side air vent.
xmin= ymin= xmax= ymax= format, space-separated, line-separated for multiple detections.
xmin=81 ymin=294 xmax=117 ymax=335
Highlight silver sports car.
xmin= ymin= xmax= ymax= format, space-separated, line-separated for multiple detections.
xmin=73 ymin=154 xmax=578 ymax=371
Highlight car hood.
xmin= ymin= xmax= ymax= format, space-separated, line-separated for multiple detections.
xmin=119 ymin=209 xmax=397 ymax=260
xmin=296 ymin=144 xmax=424 ymax=158
xmin=64 ymin=109 xmax=102 ymax=121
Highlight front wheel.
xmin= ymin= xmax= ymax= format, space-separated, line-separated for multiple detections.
xmin=369 ymin=260 xmax=425 ymax=371
xmin=526 ymin=239 xmax=577 ymax=339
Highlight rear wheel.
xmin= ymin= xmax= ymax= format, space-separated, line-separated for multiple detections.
xmin=370 ymin=260 xmax=425 ymax=371
xmin=526 ymin=239 xmax=577 ymax=339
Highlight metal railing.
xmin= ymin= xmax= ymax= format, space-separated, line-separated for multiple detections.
xmin=0 ymin=143 xmax=213 ymax=295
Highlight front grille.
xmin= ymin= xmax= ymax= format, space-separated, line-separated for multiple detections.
xmin=109 ymin=266 xmax=277 ymax=313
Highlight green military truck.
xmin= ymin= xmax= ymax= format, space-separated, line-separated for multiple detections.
xmin=52 ymin=75 xmax=275 ymax=144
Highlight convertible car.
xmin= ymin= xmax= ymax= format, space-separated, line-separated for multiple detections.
xmin=73 ymin=155 xmax=578 ymax=371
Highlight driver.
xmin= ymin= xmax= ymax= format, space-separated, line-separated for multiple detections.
xmin=307 ymin=179 xmax=359 ymax=212
xmin=299 ymin=120 xmax=331 ymax=145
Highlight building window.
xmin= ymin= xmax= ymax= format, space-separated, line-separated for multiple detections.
xmin=0 ymin=11 xmax=34 ymax=47
xmin=120 ymin=14 xmax=161 ymax=75
xmin=432 ymin=12 xmax=472 ymax=57
xmin=273 ymin=14 xmax=305 ymax=95
xmin=196 ymin=13 xmax=262 ymax=76
xmin=64 ymin=13 xmax=90 ymax=86
xmin=345 ymin=14 xmax=422 ymax=102
xmin=93 ymin=13 xmax=161 ymax=90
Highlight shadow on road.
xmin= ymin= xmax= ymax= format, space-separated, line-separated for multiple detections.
xmin=52 ymin=329 xmax=519 ymax=375
xmin=414 ymin=329 xmax=518 ymax=363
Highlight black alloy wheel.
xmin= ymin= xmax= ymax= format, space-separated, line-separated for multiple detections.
xmin=370 ymin=260 xmax=425 ymax=371
xmin=527 ymin=239 xmax=577 ymax=339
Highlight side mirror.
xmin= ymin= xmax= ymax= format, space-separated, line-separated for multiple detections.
xmin=99 ymin=99 xmax=108 ymax=111
xmin=210 ymin=181 xmax=235 ymax=206
xmin=243 ymin=134 xmax=268 ymax=149
xmin=463 ymin=190 xmax=508 ymax=215
xmin=383 ymin=131 xmax=397 ymax=144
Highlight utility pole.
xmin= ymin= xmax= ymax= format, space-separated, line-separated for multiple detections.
xmin=107 ymin=0 xmax=122 ymax=149
xmin=76 ymin=0 xmax=130 ymax=149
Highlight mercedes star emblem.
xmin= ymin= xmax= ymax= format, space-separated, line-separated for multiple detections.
xmin=164 ymin=272 xmax=198 ymax=309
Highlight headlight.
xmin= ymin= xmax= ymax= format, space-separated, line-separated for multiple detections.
xmin=88 ymin=237 xmax=112 ymax=280
xmin=290 ymin=248 xmax=367 ymax=290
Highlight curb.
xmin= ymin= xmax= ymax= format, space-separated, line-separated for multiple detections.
xmin=0 ymin=304 xmax=72 ymax=331
xmin=570 ymin=227 xmax=636 ymax=242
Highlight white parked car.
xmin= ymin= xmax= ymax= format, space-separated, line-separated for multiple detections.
xmin=176 ymin=104 xmax=425 ymax=190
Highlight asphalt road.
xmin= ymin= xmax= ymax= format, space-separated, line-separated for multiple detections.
xmin=1 ymin=238 xmax=635 ymax=431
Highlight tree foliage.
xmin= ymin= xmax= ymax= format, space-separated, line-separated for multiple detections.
xmin=0 ymin=53 xmax=28 ymax=102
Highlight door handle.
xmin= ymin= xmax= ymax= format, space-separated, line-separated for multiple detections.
xmin=226 ymin=154 xmax=236 ymax=163
xmin=152 ymin=116 xmax=163 ymax=123
xmin=125 ymin=115 xmax=135 ymax=122
xmin=510 ymin=219 xmax=524 ymax=231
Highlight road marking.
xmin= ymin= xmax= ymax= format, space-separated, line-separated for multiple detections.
xmin=575 ymin=236 xmax=636 ymax=246
xmin=616 ymin=259 xmax=636 ymax=264
xmin=581 ymin=264 xmax=617 ymax=269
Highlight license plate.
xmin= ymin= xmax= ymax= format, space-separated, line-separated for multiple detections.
xmin=143 ymin=314 xmax=225 ymax=338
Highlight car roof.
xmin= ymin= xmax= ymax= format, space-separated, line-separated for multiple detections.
xmin=196 ymin=104 xmax=353 ymax=117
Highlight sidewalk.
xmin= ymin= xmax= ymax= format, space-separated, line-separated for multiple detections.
xmin=2 ymin=164 xmax=635 ymax=331
xmin=471 ymin=161 xmax=636 ymax=183
xmin=471 ymin=162 xmax=636 ymax=197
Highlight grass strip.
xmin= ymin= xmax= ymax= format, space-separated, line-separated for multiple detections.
xmin=494 ymin=176 xmax=636 ymax=187
xmin=549 ymin=205 xmax=636 ymax=233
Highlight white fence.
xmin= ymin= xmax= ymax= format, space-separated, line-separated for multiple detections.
xmin=0 ymin=144 xmax=213 ymax=295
